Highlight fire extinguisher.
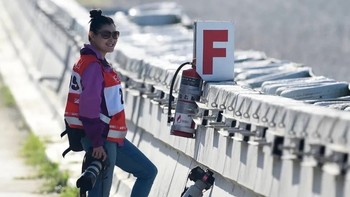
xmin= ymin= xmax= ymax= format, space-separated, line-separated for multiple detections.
xmin=167 ymin=61 xmax=203 ymax=138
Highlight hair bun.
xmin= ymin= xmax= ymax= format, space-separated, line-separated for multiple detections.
xmin=90 ymin=9 xmax=102 ymax=19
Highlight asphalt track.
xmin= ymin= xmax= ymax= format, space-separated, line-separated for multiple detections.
xmin=91 ymin=0 xmax=350 ymax=82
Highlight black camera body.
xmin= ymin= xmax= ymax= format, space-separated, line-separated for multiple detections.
xmin=76 ymin=149 xmax=109 ymax=192
xmin=188 ymin=166 xmax=214 ymax=190
xmin=181 ymin=166 xmax=215 ymax=197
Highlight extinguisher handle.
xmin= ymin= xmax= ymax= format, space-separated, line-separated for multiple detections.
xmin=167 ymin=61 xmax=192 ymax=123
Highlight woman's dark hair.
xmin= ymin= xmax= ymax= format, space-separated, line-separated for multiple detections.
xmin=89 ymin=9 xmax=115 ymax=40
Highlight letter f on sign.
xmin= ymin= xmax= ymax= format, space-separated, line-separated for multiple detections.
xmin=203 ymin=30 xmax=228 ymax=75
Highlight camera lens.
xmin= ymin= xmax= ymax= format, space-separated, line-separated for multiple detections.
xmin=76 ymin=160 xmax=104 ymax=191
xmin=76 ymin=146 xmax=111 ymax=193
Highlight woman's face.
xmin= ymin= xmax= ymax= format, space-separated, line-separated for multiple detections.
xmin=89 ymin=24 xmax=119 ymax=57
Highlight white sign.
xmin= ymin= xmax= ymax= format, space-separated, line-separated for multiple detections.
xmin=194 ymin=21 xmax=234 ymax=81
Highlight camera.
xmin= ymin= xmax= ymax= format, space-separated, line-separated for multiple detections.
xmin=76 ymin=149 xmax=109 ymax=192
xmin=181 ymin=166 xmax=215 ymax=197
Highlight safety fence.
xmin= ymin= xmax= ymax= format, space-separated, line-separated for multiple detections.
xmin=3 ymin=0 xmax=350 ymax=196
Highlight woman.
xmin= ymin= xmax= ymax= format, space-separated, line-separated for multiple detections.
xmin=64 ymin=9 xmax=157 ymax=197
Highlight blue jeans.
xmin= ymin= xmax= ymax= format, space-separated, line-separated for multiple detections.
xmin=81 ymin=137 xmax=158 ymax=197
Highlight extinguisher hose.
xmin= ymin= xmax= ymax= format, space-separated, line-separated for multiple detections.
xmin=167 ymin=61 xmax=192 ymax=123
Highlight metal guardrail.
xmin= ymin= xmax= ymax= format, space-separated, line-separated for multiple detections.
xmin=32 ymin=0 xmax=83 ymax=93
xmin=3 ymin=0 xmax=84 ymax=96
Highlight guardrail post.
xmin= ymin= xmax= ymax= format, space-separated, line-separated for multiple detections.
xmin=55 ymin=19 xmax=78 ymax=93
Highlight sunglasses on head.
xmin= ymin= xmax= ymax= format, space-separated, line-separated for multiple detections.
xmin=98 ymin=30 xmax=120 ymax=39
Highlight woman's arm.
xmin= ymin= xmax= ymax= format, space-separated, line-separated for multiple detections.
xmin=79 ymin=62 xmax=104 ymax=148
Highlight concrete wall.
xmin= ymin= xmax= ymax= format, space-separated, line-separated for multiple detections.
xmin=2 ymin=0 xmax=350 ymax=197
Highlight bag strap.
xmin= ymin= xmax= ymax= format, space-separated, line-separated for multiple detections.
xmin=60 ymin=130 xmax=67 ymax=138
xmin=61 ymin=129 xmax=70 ymax=158
xmin=62 ymin=147 xmax=71 ymax=158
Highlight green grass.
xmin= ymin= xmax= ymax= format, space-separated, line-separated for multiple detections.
xmin=21 ymin=133 xmax=79 ymax=196
xmin=60 ymin=187 xmax=80 ymax=197
xmin=0 ymin=80 xmax=16 ymax=107
xmin=1 ymin=70 xmax=80 ymax=196
xmin=0 ymin=76 xmax=80 ymax=196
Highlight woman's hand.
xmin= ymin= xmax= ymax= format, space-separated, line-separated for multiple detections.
xmin=92 ymin=146 xmax=107 ymax=161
